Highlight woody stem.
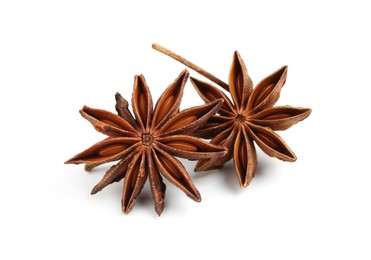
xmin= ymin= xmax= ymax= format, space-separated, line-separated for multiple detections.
xmin=152 ymin=43 xmax=229 ymax=91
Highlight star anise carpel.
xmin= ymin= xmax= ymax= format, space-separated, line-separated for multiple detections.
xmin=152 ymin=44 xmax=311 ymax=188
xmin=65 ymin=70 xmax=227 ymax=215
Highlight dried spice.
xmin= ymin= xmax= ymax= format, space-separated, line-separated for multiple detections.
xmin=65 ymin=70 xmax=227 ymax=215
xmin=153 ymin=44 xmax=311 ymax=188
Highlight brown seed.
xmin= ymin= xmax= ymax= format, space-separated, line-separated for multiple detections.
xmin=100 ymin=119 xmax=124 ymax=129
xmin=160 ymin=155 xmax=182 ymax=180
xmin=264 ymin=112 xmax=292 ymax=120
xmin=157 ymin=95 xmax=174 ymax=123
xmin=166 ymin=115 xmax=197 ymax=131
xmin=138 ymin=92 xmax=147 ymax=123
xmin=98 ymin=144 xmax=128 ymax=157
xmin=166 ymin=140 xmax=198 ymax=152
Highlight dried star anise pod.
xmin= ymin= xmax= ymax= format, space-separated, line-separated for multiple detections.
xmin=152 ymin=44 xmax=311 ymax=188
xmin=65 ymin=70 xmax=227 ymax=215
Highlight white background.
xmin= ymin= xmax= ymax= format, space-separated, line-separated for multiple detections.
xmin=1 ymin=0 xmax=370 ymax=259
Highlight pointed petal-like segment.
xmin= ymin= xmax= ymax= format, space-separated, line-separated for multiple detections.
xmin=91 ymin=152 xmax=137 ymax=195
xmin=193 ymin=115 xmax=234 ymax=139
xmin=115 ymin=92 xmax=139 ymax=130
xmin=64 ymin=137 xmax=140 ymax=164
xmin=147 ymin=148 xmax=166 ymax=216
xmin=83 ymin=144 xmax=137 ymax=171
xmin=122 ymin=150 xmax=148 ymax=214
xmin=250 ymin=106 xmax=312 ymax=131
xmin=195 ymin=125 xmax=238 ymax=171
xmin=132 ymin=75 xmax=153 ymax=131
xmin=229 ymin=51 xmax=253 ymax=110
xmin=156 ymin=135 xmax=227 ymax=160
xmin=85 ymin=161 xmax=104 ymax=171
xmin=152 ymin=145 xmax=201 ymax=202
xmin=246 ymin=123 xmax=296 ymax=162
xmin=158 ymin=99 xmax=223 ymax=136
xmin=152 ymin=70 xmax=188 ymax=129
xmin=233 ymin=126 xmax=257 ymax=188
xmin=190 ymin=77 xmax=236 ymax=116
xmin=247 ymin=66 xmax=288 ymax=113
xmin=80 ymin=106 xmax=137 ymax=137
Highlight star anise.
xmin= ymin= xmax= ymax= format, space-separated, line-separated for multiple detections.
xmin=152 ymin=44 xmax=311 ymax=188
xmin=65 ymin=70 xmax=227 ymax=215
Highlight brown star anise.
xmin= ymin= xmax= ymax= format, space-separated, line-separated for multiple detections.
xmin=65 ymin=70 xmax=227 ymax=215
xmin=152 ymin=44 xmax=311 ymax=188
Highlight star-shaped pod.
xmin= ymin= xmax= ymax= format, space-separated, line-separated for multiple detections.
xmin=190 ymin=53 xmax=311 ymax=188
xmin=65 ymin=70 xmax=227 ymax=215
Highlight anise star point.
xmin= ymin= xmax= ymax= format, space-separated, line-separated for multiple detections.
xmin=65 ymin=69 xmax=227 ymax=215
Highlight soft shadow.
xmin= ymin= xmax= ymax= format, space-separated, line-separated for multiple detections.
xmin=191 ymin=154 xmax=276 ymax=192
xmin=83 ymin=155 xmax=275 ymax=216
xmin=84 ymin=162 xmax=115 ymax=175
xmin=130 ymin=183 xmax=160 ymax=218
xmin=191 ymin=161 xmax=242 ymax=194
xmin=221 ymin=162 xmax=242 ymax=192
xmin=253 ymin=156 xmax=274 ymax=180
xmin=136 ymin=183 xmax=154 ymax=207
xmin=161 ymin=180 xmax=189 ymax=216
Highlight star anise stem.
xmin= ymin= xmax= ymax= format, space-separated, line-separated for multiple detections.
xmin=152 ymin=43 xmax=229 ymax=91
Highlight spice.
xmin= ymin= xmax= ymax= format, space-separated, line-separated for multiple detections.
xmin=152 ymin=44 xmax=311 ymax=188
xmin=65 ymin=70 xmax=227 ymax=215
